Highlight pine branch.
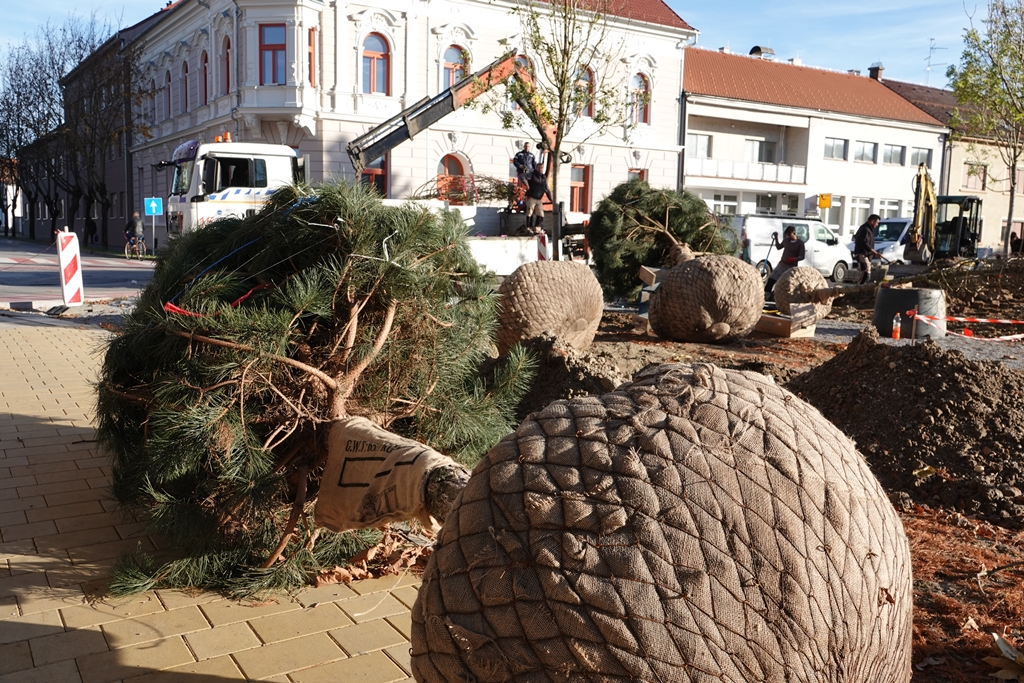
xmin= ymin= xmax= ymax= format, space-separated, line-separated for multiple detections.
xmin=260 ymin=466 xmax=311 ymax=569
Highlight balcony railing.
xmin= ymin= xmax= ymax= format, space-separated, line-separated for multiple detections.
xmin=688 ymin=158 xmax=806 ymax=184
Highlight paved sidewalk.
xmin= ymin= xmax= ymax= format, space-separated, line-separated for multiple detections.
xmin=0 ymin=312 xmax=414 ymax=683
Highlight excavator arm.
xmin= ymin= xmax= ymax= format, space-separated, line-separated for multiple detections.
xmin=347 ymin=52 xmax=557 ymax=174
xmin=904 ymin=163 xmax=938 ymax=264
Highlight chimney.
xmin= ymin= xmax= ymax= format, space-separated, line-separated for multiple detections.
xmin=848 ymin=69 xmax=861 ymax=76
xmin=718 ymin=46 xmax=730 ymax=54
xmin=788 ymin=57 xmax=802 ymax=66
xmin=749 ymin=45 xmax=775 ymax=60
xmin=868 ymin=62 xmax=884 ymax=81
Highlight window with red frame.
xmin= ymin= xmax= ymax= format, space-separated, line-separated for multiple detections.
xmin=630 ymin=73 xmax=650 ymax=125
xmin=443 ymin=46 xmax=467 ymax=88
xmin=362 ymin=33 xmax=389 ymax=94
xmin=200 ymin=52 xmax=208 ymax=106
xmin=627 ymin=168 xmax=646 ymax=182
xmin=570 ymin=165 xmax=590 ymax=212
xmin=260 ymin=24 xmax=287 ymax=85
xmin=164 ymin=70 xmax=172 ymax=119
xmin=180 ymin=62 xmax=189 ymax=113
xmin=308 ymin=28 xmax=317 ymax=87
xmin=576 ymin=68 xmax=594 ymax=117
xmin=360 ymin=155 xmax=387 ymax=197
xmin=222 ymin=37 xmax=231 ymax=94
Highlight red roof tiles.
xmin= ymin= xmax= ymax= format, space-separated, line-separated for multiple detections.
xmin=684 ymin=49 xmax=943 ymax=126
xmin=605 ymin=0 xmax=693 ymax=30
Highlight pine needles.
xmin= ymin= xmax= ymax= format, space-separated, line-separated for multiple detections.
xmin=96 ymin=181 xmax=533 ymax=597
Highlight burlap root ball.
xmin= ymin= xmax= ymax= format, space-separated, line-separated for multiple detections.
xmin=773 ymin=266 xmax=832 ymax=319
xmin=496 ymin=260 xmax=604 ymax=355
xmin=648 ymin=255 xmax=763 ymax=343
xmin=411 ymin=363 xmax=912 ymax=683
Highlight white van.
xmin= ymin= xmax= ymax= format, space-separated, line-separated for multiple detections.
xmin=846 ymin=217 xmax=911 ymax=264
xmin=735 ymin=215 xmax=852 ymax=282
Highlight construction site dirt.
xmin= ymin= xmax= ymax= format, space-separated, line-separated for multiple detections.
xmin=517 ymin=260 xmax=1024 ymax=683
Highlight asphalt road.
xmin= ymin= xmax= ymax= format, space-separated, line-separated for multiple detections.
xmin=0 ymin=236 xmax=154 ymax=306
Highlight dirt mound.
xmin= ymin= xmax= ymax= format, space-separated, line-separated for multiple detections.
xmin=787 ymin=330 xmax=1024 ymax=526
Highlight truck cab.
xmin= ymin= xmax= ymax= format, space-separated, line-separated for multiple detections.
xmin=166 ymin=138 xmax=303 ymax=234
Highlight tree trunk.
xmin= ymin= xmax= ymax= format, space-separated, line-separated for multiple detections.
xmin=1007 ymin=160 xmax=1018 ymax=258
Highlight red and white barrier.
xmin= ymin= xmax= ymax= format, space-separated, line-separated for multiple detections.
xmin=56 ymin=229 xmax=84 ymax=306
xmin=536 ymin=233 xmax=548 ymax=261
xmin=907 ymin=310 xmax=1024 ymax=342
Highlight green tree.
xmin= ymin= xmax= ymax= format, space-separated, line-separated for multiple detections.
xmin=948 ymin=0 xmax=1024 ymax=256
xmin=588 ymin=179 xmax=731 ymax=298
xmin=97 ymin=182 xmax=533 ymax=596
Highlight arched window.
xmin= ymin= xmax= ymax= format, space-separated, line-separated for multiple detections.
xmin=576 ymin=68 xmax=594 ymax=118
xmin=362 ymin=33 xmax=389 ymax=94
xmin=631 ymin=73 xmax=650 ymax=125
xmin=200 ymin=51 xmax=209 ymax=106
xmin=443 ymin=46 xmax=467 ymax=89
xmin=180 ymin=62 xmax=189 ymax=113
xmin=164 ymin=70 xmax=172 ymax=119
xmin=222 ymin=37 xmax=231 ymax=95
xmin=437 ymin=155 xmax=469 ymax=205
xmin=438 ymin=154 xmax=464 ymax=176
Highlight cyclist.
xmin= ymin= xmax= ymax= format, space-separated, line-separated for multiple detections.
xmin=124 ymin=212 xmax=145 ymax=254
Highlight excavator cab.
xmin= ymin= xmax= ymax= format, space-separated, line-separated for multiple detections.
xmin=933 ymin=196 xmax=982 ymax=259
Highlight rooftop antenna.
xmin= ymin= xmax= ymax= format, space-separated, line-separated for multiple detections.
xmin=925 ymin=38 xmax=947 ymax=86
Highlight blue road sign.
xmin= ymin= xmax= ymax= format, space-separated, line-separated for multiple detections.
xmin=144 ymin=197 xmax=164 ymax=216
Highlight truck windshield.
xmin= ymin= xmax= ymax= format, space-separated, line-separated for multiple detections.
xmin=171 ymin=160 xmax=195 ymax=196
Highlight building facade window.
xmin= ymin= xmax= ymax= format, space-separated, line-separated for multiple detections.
xmin=308 ymin=28 xmax=317 ymax=87
xmin=443 ymin=46 xmax=467 ymax=88
xmin=362 ymin=34 xmax=389 ymax=94
xmin=854 ymin=141 xmax=877 ymax=163
xmin=260 ymin=24 xmax=287 ymax=85
xmin=570 ymin=165 xmax=590 ymax=212
xmin=438 ymin=154 xmax=463 ymax=176
xmin=879 ymin=199 xmax=900 ymax=218
xmin=963 ymin=163 xmax=987 ymax=191
xmin=627 ymin=169 xmax=647 ymax=182
xmin=222 ymin=37 xmax=231 ymax=94
xmin=686 ymin=133 xmax=711 ymax=159
xmin=850 ymin=197 xmax=872 ymax=226
xmin=360 ymin=155 xmax=387 ymax=197
xmin=164 ymin=70 xmax=171 ymax=119
xmin=755 ymin=194 xmax=776 ymax=214
xmin=910 ymin=147 xmax=931 ymax=168
xmin=713 ymin=193 xmax=737 ymax=215
xmin=883 ymin=144 xmax=904 ymax=165
xmin=630 ymin=74 xmax=650 ymax=125
xmin=745 ymin=139 xmax=776 ymax=164
xmin=180 ymin=62 xmax=189 ymax=113
xmin=200 ymin=52 xmax=208 ymax=106
xmin=821 ymin=195 xmax=843 ymax=229
xmin=576 ymin=67 xmax=593 ymax=117
xmin=824 ymin=138 xmax=847 ymax=160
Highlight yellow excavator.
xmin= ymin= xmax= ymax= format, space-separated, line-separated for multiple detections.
xmin=903 ymin=163 xmax=983 ymax=264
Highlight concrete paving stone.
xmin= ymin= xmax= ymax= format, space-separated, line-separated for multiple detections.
xmin=183 ymin=621 xmax=260 ymax=661
xmin=0 ymin=641 xmax=33 ymax=676
xmin=35 ymin=468 xmax=105 ymax=486
xmin=329 ymin=619 xmax=406 ymax=656
xmin=0 ymin=657 xmax=81 ymax=683
xmin=101 ymin=605 xmax=210 ymax=650
xmin=0 ymin=597 xmax=19 ymax=619
xmin=12 ymin=437 xmax=83 ymax=451
xmin=44 ymin=488 xmax=110 ymax=507
xmin=247 ymin=602 xmax=352 ymax=644
xmin=0 ymin=608 xmax=63 ymax=645
xmin=122 ymin=654 xmax=245 ymax=683
xmin=0 ymin=513 xmax=27 ymax=529
xmin=76 ymin=636 xmax=195 ymax=683
xmin=15 ymin=480 xmax=91 ymax=500
xmin=53 ymin=513 xmax=121 ymax=535
xmin=389 ymin=586 xmax=418 ymax=610
xmin=68 ymin=537 xmax=154 ymax=564
xmin=46 ymin=560 xmax=116 ymax=589
xmin=8 ymin=552 xmax=72 ymax=576
xmin=35 ymin=525 xmax=122 ymax=553
xmin=55 ymin=428 xmax=95 ymax=438
xmin=26 ymin=501 xmax=104 ymax=524
xmin=87 ymin=476 xmax=112 ymax=489
xmin=383 ymin=645 xmax=411 ymax=676
xmin=231 ymin=632 xmax=345 ymax=681
xmin=9 ymin=445 xmax=69 ymax=459
xmin=154 ymin=590 xmax=222 ymax=612
xmin=384 ymin=613 xmax=412 ymax=641
xmin=0 ymin=492 xmax=17 ymax=504
xmin=288 ymin=650 xmax=405 ymax=683
xmin=29 ymin=625 xmax=109 ymax=666
xmin=293 ymin=583 xmax=358 ymax=608
xmin=0 ymin=541 xmax=37 ymax=560
xmin=0 ymin=572 xmax=50 ymax=599
xmin=0 ymin=480 xmax=41 ymax=494
xmin=16 ymin=584 xmax=86 ymax=616
xmin=0 ymin=469 xmax=12 ymax=480
xmin=1 ymin=521 xmax=58 ymax=543
xmin=100 ymin=500 xmax=118 ymax=513
xmin=10 ymin=428 xmax=63 ymax=439
xmin=18 ymin=451 xmax=84 ymax=467
xmin=337 ymin=594 xmax=408 ymax=625
xmin=346 ymin=575 xmax=420 ymax=596
xmin=113 ymin=522 xmax=148 ymax=540
xmin=199 ymin=599 xmax=300 ymax=628
xmin=0 ymin=500 xmax=43 ymax=517
xmin=60 ymin=592 xmax=164 ymax=629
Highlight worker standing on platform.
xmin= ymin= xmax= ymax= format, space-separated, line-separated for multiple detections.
xmin=513 ymin=142 xmax=537 ymax=190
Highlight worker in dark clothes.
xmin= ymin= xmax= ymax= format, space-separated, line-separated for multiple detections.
xmin=853 ymin=214 xmax=882 ymax=284
xmin=524 ymin=170 xmax=552 ymax=233
xmin=764 ymin=225 xmax=805 ymax=300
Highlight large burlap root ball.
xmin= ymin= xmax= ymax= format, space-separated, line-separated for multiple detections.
xmin=412 ymin=363 xmax=912 ymax=683
xmin=774 ymin=266 xmax=832 ymax=319
xmin=497 ymin=260 xmax=604 ymax=355
xmin=648 ymin=255 xmax=763 ymax=343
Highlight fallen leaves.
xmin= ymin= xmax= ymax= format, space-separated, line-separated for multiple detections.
xmin=985 ymin=633 xmax=1024 ymax=680
xmin=314 ymin=525 xmax=433 ymax=587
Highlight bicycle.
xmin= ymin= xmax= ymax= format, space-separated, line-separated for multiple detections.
xmin=124 ymin=235 xmax=148 ymax=260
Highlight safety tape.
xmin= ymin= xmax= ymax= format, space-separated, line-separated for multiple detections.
xmin=906 ymin=310 xmax=1024 ymax=342
xmin=910 ymin=312 xmax=1024 ymax=325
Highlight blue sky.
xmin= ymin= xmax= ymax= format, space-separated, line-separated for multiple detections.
xmin=6 ymin=0 xmax=975 ymax=87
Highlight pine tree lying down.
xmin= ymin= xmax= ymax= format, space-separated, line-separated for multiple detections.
xmin=412 ymin=363 xmax=913 ymax=683
xmin=96 ymin=182 xmax=534 ymax=597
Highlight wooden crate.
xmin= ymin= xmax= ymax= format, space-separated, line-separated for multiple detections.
xmin=755 ymin=303 xmax=817 ymax=338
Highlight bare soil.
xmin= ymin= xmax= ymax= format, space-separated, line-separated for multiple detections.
xmin=514 ymin=259 xmax=1024 ymax=682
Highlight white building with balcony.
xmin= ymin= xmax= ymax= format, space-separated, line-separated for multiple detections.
xmin=118 ymin=0 xmax=695 ymax=245
xmin=681 ymin=48 xmax=948 ymax=239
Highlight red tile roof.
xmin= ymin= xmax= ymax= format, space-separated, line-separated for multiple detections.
xmin=605 ymin=0 xmax=694 ymax=30
xmin=684 ymin=49 xmax=943 ymax=126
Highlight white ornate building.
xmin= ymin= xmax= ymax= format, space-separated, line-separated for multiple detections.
xmin=121 ymin=0 xmax=696 ymax=243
